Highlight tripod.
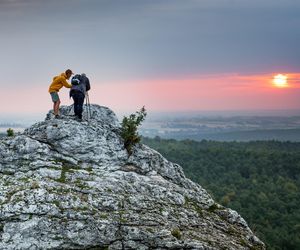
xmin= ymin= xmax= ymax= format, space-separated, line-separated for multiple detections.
xmin=85 ymin=92 xmax=91 ymax=121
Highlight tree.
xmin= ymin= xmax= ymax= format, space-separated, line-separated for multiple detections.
xmin=7 ymin=128 xmax=14 ymax=137
xmin=121 ymin=106 xmax=147 ymax=155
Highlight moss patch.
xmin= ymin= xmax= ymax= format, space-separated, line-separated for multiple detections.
xmin=171 ymin=228 xmax=182 ymax=240
xmin=52 ymin=200 xmax=60 ymax=208
xmin=74 ymin=179 xmax=89 ymax=190
xmin=31 ymin=181 xmax=40 ymax=189
xmin=18 ymin=177 xmax=31 ymax=183
xmin=208 ymin=203 xmax=220 ymax=213
xmin=184 ymin=196 xmax=204 ymax=217
xmin=56 ymin=164 xmax=76 ymax=183
xmin=99 ymin=213 xmax=109 ymax=219
xmin=86 ymin=166 xmax=93 ymax=173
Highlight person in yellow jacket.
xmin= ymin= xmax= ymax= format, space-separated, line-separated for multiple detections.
xmin=48 ymin=69 xmax=73 ymax=118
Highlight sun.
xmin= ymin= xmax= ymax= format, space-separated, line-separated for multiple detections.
xmin=273 ymin=74 xmax=288 ymax=88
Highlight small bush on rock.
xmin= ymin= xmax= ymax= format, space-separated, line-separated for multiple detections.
xmin=7 ymin=128 xmax=14 ymax=137
xmin=121 ymin=106 xmax=147 ymax=155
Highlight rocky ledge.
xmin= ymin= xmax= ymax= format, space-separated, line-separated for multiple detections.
xmin=0 ymin=105 xmax=265 ymax=249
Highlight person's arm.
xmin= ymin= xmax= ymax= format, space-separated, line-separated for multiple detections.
xmin=62 ymin=77 xmax=72 ymax=88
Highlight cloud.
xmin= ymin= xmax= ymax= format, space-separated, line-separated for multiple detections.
xmin=1 ymin=0 xmax=300 ymax=94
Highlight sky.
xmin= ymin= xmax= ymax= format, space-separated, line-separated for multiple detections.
xmin=1 ymin=0 xmax=300 ymax=118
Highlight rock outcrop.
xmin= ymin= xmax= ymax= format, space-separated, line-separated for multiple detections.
xmin=0 ymin=105 xmax=265 ymax=249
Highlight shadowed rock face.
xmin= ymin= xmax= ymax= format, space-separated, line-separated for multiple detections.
xmin=0 ymin=105 xmax=265 ymax=249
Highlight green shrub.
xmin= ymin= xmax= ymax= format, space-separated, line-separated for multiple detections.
xmin=121 ymin=106 xmax=147 ymax=155
xmin=7 ymin=128 xmax=14 ymax=137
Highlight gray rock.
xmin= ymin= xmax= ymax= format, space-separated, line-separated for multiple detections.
xmin=0 ymin=105 xmax=265 ymax=249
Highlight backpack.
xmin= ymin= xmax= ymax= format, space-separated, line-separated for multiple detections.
xmin=70 ymin=74 xmax=87 ymax=98
xmin=71 ymin=74 xmax=82 ymax=85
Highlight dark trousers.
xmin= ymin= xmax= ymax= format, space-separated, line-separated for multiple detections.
xmin=72 ymin=92 xmax=85 ymax=119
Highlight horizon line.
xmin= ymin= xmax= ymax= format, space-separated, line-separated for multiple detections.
xmin=0 ymin=108 xmax=300 ymax=120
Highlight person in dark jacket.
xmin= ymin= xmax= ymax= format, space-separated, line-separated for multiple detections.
xmin=70 ymin=73 xmax=91 ymax=121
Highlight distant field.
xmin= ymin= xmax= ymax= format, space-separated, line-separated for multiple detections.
xmin=140 ymin=115 xmax=300 ymax=142
xmin=206 ymin=128 xmax=300 ymax=141
xmin=146 ymin=128 xmax=300 ymax=142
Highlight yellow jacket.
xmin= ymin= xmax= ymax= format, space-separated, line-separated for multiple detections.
xmin=48 ymin=73 xmax=72 ymax=93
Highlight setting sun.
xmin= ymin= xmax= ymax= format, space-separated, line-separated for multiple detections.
xmin=273 ymin=74 xmax=288 ymax=88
